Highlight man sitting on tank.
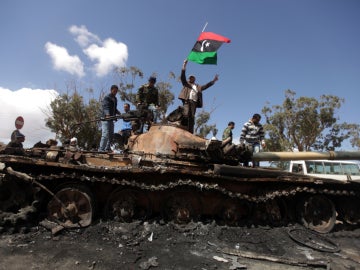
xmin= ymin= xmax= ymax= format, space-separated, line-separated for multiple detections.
xmin=3 ymin=129 xmax=26 ymax=155
xmin=222 ymin=121 xmax=237 ymax=155
xmin=114 ymin=103 xmax=133 ymax=149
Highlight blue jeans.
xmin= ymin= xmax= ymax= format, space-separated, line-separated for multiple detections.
xmin=243 ymin=142 xmax=261 ymax=167
xmin=148 ymin=104 xmax=159 ymax=123
xmin=99 ymin=120 xmax=114 ymax=151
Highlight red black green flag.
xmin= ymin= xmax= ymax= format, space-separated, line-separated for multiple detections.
xmin=187 ymin=32 xmax=231 ymax=64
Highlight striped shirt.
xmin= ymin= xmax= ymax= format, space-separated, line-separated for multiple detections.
xmin=240 ymin=120 xmax=265 ymax=144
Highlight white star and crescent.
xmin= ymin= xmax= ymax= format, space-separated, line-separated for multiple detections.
xmin=200 ymin=40 xmax=211 ymax=52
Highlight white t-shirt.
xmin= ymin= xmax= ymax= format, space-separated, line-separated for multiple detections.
xmin=189 ymin=84 xmax=198 ymax=102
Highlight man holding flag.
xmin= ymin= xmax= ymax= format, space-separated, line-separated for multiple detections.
xmin=178 ymin=30 xmax=230 ymax=133
xmin=178 ymin=59 xmax=218 ymax=134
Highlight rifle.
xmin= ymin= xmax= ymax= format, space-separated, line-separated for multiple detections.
xmin=72 ymin=110 xmax=147 ymax=128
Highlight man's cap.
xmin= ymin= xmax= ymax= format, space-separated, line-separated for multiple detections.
xmin=189 ymin=74 xmax=196 ymax=79
xmin=252 ymin=113 xmax=261 ymax=119
xmin=148 ymin=76 xmax=157 ymax=83
xmin=12 ymin=130 xmax=24 ymax=138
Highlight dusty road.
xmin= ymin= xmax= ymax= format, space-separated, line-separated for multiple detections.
xmin=1 ymin=221 xmax=360 ymax=270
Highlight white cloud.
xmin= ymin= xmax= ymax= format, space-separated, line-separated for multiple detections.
xmin=46 ymin=25 xmax=128 ymax=78
xmin=45 ymin=42 xmax=85 ymax=77
xmin=69 ymin=25 xmax=101 ymax=47
xmin=84 ymin=38 xmax=128 ymax=77
xmin=0 ymin=87 xmax=58 ymax=148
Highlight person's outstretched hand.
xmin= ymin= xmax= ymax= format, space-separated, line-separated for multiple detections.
xmin=213 ymin=74 xmax=219 ymax=83
xmin=182 ymin=59 xmax=188 ymax=69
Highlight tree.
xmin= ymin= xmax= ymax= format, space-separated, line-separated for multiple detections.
xmin=195 ymin=110 xmax=218 ymax=138
xmin=345 ymin=123 xmax=360 ymax=150
xmin=45 ymin=90 xmax=101 ymax=149
xmin=115 ymin=66 xmax=143 ymax=104
xmin=262 ymin=90 xmax=359 ymax=151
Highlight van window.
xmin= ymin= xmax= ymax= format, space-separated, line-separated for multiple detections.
xmin=291 ymin=163 xmax=303 ymax=173
xmin=324 ymin=162 xmax=342 ymax=174
xmin=297 ymin=160 xmax=360 ymax=181
xmin=305 ymin=161 xmax=315 ymax=173
xmin=342 ymin=163 xmax=360 ymax=175
xmin=314 ymin=161 xmax=324 ymax=174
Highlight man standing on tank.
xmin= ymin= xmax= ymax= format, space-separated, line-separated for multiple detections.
xmin=178 ymin=59 xmax=218 ymax=134
xmin=136 ymin=76 xmax=159 ymax=133
xmin=99 ymin=85 xmax=120 ymax=152
xmin=239 ymin=113 xmax=266 ymax=167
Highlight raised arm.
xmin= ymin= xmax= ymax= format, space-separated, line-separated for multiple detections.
xmin=181 ymin=59 xmax=191 ymax=87
xmin=201 ymin=74 xmax=219 ymax=91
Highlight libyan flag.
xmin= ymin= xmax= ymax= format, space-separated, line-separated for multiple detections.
xmin=187 ymin=32 xmax=231 ymax=64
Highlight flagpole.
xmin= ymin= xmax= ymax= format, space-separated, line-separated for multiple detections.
xmin=201 ymin=22 xmax=208 ymax=32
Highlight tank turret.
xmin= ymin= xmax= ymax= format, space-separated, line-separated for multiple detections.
xmin=128 ymin=125 xmax=360 ymax=164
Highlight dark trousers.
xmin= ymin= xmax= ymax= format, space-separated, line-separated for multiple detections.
xmin=181 ymin=100 xmax=197 ymax=134
xmin=118 ymin=129 xmax=132 ymax=148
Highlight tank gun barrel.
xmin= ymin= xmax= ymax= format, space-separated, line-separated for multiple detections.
xmin=252 ymin=151 xmax=360 ymax=162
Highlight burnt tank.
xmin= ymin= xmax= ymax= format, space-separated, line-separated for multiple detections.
xmin=1 ymin=124 xmax=360 ymax=234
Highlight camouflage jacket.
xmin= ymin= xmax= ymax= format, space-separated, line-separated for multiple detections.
xmin=222 ymin=126 xmax=233 ymax=143
xmin=136 ymin=84 xmax=159 ymax=106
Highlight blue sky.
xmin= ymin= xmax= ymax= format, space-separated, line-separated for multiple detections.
xmin=0 ymin=0 xmax=359 ymax=148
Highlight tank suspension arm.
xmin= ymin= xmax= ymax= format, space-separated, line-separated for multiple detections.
xmin=252 ymin=151 xmax=360 ymax=162
xmin=6 ymin=167 xmax=69 ymax=214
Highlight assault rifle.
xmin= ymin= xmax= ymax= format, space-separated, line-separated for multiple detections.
xmin=72 ymin=109 xmax=147 ymax=127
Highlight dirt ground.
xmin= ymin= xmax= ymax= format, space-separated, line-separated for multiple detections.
xmin=1 ymin=220 xmax=360 ymax=270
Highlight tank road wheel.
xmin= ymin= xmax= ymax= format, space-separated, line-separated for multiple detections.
xmin=252 ymin=199 xmax=287 ymax=226
xmin=47 ymin=185 xmax=94 ymax=228
xmin=217 ymin=199 xmax=252 ymax=226
xmin=336 ymin=197 xmax=360 ymax=225
xmin=105 ymin=188 xmax=151 ymax=222
xmin=298 ymin=195 xmax=336 ymax=234
xmin=163 ymin=191 xmax=202 ymax=224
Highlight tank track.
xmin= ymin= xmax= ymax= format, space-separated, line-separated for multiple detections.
xmin=32 ymin=170 xmax=359 ymax=203
xmin=31 ymin=170 xmax=360 ymax=229
xmin=2 ymin=166 xmax=359 ymax=233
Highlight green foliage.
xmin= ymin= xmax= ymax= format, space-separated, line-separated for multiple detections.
xmin=156 ymin=81 xmax=175 ymax=123
xmin=195 ymin=110 xmax=218 ymax=138
xmin=45 ymin=91 xmax=101 ymax=149
xmin=115 ymin=66 xmax=144 ymax=104
xmin=262 ymin=90 xmax=359 ymax=151
xmin=348 ymin=124 xmax=360 ymax=149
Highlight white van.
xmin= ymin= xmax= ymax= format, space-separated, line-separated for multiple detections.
xmin=288 ymin=160 xmax=360 ymax=182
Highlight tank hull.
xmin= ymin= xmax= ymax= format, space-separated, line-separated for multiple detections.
xmin=1 ymin=125 xmax=359 ymax=234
